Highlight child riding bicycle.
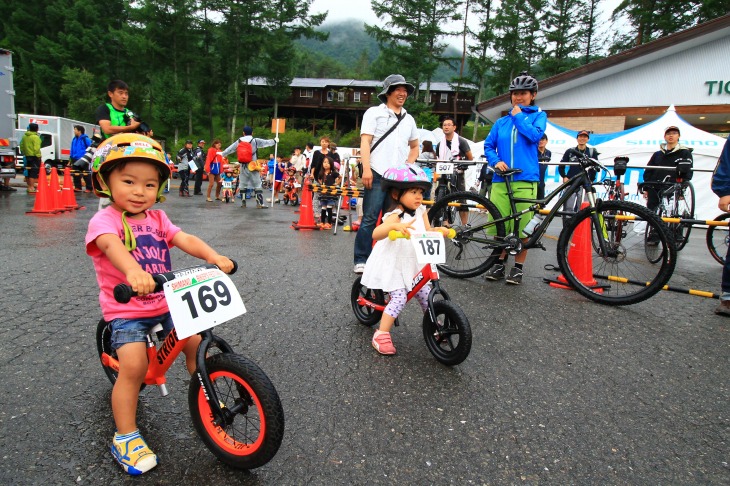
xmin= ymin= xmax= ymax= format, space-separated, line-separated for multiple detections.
xmin=360 ymin=164 xmax=450 ymax=355
xmin=85 ymin=133 xmax=233 ymax=475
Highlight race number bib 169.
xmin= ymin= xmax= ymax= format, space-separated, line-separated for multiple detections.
xmin=436 ymin=162 xmax=454 ymax=175
xmin=410 ymin=231 xmax=446 ymax=264
xmin=163 ymin=268 xmax=246 ymax=339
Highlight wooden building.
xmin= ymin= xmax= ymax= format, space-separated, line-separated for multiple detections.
xmin=246 ymin=77 xmax=476 ymax=133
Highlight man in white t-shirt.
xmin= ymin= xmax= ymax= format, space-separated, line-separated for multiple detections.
xmin=353 ymin=74 xmax=419 ymax=273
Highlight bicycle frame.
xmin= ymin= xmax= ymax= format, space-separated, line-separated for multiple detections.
xmin=100 ymin=327 xmax=237 ymax=427
xmin=356 ymin=263 xmax=451 ymax=325
xmin=459 ymin=169 xmax=599 ymax=252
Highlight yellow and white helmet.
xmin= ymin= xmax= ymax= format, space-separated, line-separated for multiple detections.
xmin=92 ymin=133 xmax=170 ymax=202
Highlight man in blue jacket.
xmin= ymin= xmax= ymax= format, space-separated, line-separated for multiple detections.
xmin=70 ymin=125 xmax=92 ymax=192
xmin=711 ymin=136 xmax=730 ymax=315
xmin=482 ymin=71 xmax=547 ymax=285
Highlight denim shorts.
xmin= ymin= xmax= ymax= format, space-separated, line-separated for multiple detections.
xmin=109 ymin=313 xmax=174 ymax=350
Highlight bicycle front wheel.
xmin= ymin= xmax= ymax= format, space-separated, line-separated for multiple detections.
xmin=557 ymin=200 xmax=676 ymax=305
xmin=671 ymin=181 xmax=695 ymax=251
xmin=189 ymin=353 xmax=285 ymax=470
xmin=707 ymin=212 xmax=730 ymax=265
xmin=427 ymin=191 xmax=506 ymax=278
xmin=422 ymin=300 xmax=472 ymax=366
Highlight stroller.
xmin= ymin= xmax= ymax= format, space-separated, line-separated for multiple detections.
xmin=282 ymin=166 xmax=301 ymax=206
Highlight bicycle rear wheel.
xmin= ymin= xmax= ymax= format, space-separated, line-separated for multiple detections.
xmin=189 ymin=353 xmax=284 ymax=470
xmin=671 ymin=181 xmax=695 ymax=250
xmin=350 ymin=277 xmax=386 ymax=326
xmin=557 ymin=200 xmax=676 ymax=305
xmin=707 ymin=212 xmax=730 ymax=265
xmin=427 ymin=191 xmax=506 ymax=278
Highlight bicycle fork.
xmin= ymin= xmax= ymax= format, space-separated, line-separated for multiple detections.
xmin=194 ymin=330 xmax=242 ymax=428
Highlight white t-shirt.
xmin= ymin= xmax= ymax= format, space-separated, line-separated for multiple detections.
xmin=361 ymin=104 xmax=418 ymax=175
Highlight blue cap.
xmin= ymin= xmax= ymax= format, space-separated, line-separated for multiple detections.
xmin=243 ymin=126 xmax=253 ymax=135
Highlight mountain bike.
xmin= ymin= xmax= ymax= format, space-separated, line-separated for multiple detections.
xmin=350 ymin=229 xmax=472 ymax=365
xmin=427 ymin=149 xmax=677 ymax=306
xmin=415 ymin=158 xmax=481 ymax=227
xmin=642 ymin=158 xmax=694 ymax=262
xmin=96 ymin=262 xmax=285 ymax=470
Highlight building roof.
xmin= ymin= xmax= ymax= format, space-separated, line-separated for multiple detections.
xmin=476 ymin=13 xmax=730 ymax=122
xmin=247 ymin=77 xmax=473 ymax=92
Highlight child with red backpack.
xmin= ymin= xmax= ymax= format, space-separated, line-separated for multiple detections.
xmin=220 ymin=126 xmax=276 ymax=208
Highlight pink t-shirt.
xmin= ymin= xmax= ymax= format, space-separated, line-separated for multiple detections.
xmin=86 ymin=206 xmax=181 ymax=320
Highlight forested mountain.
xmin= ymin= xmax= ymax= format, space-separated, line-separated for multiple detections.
xmin=295 ymin=20 xmax=462 ymax=82
xmin=0 ymin=0 xmax=726 ymax=149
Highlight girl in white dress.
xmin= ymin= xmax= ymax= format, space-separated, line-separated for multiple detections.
xmin=361 ymin=164 xmax=450 ymax=355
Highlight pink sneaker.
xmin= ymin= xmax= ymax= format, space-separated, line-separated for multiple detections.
xmin=372 ymin=331 xmax=396 ymax=355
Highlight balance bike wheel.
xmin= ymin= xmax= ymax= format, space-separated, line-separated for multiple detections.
xmin=422 ymin=300 xmax=472 ymax=366
xmin=189 ymin=353 xmax=285 ymax=469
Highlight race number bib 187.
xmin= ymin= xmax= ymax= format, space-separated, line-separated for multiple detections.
xmin=163 ymin=268 xmax=246 ymax=339
xmin=410 ymin=231 xmax=446 ymax=264
xmin=436 ymin=162 xmax=454 ymax=175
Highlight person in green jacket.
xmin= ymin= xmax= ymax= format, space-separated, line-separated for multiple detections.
xmin=19 ymin=123 xmax=41 ymax=193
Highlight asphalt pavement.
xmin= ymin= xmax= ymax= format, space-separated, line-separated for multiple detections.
xmin=0 ymin=177 xmax=727 ymax=485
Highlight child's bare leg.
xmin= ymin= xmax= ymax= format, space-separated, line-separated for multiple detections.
xmin=378 ymin=313 xmax=396 ymax=333
xmin=182 ymin=335 xmax=202 ymax=374
xmin=112 ymin=343 xmax=148 ymax=434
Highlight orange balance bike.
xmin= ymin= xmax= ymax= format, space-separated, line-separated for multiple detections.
xmin=96 ymin=261 xmax=284 ymax=470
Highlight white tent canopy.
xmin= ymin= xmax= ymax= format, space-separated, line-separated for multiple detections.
xmin=590 ymin=106 xmax=724 ymax=220
xmin=421 ymin=107 xmax=724 ymax=219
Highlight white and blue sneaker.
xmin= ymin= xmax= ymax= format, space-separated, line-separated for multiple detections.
xmin=111 ymin=430 xmax=158 ymax=475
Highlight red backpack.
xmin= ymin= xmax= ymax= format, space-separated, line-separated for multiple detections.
xmin=236 ymin=138 xmax=255 ymax=163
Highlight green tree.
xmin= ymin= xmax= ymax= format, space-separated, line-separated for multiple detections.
xmin=257 ymin=0 xmax=328 ymax=118
xmin=368 ymin=0 xmax=462 ymax=102
xmin=491 ymin=0 xmax=525 ymax=92
xmin=541 ymin=0 xmax=583 ymax=76
xmin=577 ymin=0 xmax=603 ymax=64
xmin=609 ymin=0 xmax=710 ymax=52
xmin=460 ymin=0 xmax=496 ymax=138
xmin=60 ymin=68 xmax=101 ymax=121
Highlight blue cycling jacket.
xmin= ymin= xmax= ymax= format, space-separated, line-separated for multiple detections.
xmin=483 ymin=104 xmax=547 ymax=183
xmin=711 ymin=137 xmax=730 ymax=198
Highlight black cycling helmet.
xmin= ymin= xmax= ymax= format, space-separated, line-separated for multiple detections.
xmin=509 ymin=71 xmax=538 ymax=93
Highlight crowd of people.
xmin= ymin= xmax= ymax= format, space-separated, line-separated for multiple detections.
xmin=3 ymin=74 xmax=728 ymax=477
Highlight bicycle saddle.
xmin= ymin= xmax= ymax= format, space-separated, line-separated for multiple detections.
xmin=495 ymin=168 xmax=522 ymax=177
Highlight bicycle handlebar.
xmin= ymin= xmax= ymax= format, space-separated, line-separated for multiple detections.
xmin=113 ymin=260 xmax=239 ymax=304
xmin=388 ymin=229 xmax=456 ymax=240
xmin=415 ymin=159 xmax=483 ymax=166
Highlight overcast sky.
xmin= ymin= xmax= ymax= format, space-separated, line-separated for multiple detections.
xmin=309 ymin=0 xmax=625 ymax=45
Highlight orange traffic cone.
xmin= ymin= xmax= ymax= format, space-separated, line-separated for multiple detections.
xmin=291 ymin=182 xmax=321 ymax=230
xmin=549 ymin=202 xmax=601 ymax=292
xmin=48 ymin=167 xmax=67 ymax=212
xmin=61 ymin=166 xmax=84 ymax=210
xmin=26 ymin=164 xmax=59 ymax=214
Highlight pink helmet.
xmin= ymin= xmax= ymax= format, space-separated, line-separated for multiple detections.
xmin=381 ymin=164 xmax=431 ymax=192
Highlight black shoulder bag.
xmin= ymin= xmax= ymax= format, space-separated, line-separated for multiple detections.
xmin=369 ymin=113 xmax=404 ymax=154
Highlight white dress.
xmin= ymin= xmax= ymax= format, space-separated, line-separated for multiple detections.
xmin=361 ymin=205 xmax=427 ymax=292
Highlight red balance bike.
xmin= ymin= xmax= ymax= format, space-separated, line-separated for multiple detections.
xmin=96 ymin=262 xmax=285 ymax=470
xmin=350 ymin=229 xmax=472 ymax=365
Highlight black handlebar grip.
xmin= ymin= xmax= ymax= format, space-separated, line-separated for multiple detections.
xmin=113 ymin=284 xmax=135 ymax=304
xmin=113 ymin=259 xmax=237 ymax=304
